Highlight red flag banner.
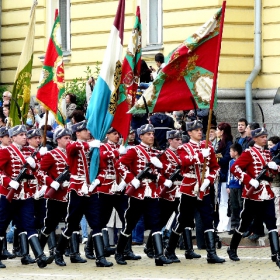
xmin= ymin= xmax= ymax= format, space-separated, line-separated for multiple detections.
xmin=36 ymin=10 xmax=66 ymax=125
xmin=129 ymin=6 xmax=225 ymax=114
xmin=111 ymin=6 xmax=142 ymax=142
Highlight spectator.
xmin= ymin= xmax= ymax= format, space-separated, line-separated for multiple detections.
xmin=226 ymin=143 xmax=243 ymax=235
xmin=215 ymin=122 xmax=233 ymax=233
xmin=86 ymin=76 xmax=95 ymax=104
xmin=0 ymin=114 xmax=6 ymax=128
xmin=245 ymin=122 xmax=260 ymax=148
xmin=65 ymin=93 xmax=77 ymax=121
xmin=235 ymin=118 xmax=249 ymax=150
xmin=2 ymin=91 xmax=12 ymax=106
xmin=151 ymin=53 xmax=165 ymax=80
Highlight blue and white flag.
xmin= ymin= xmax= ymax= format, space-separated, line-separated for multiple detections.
xmin=86 ymin=0 xmax=125 ymax=181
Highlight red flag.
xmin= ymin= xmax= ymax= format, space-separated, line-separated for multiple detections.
xmin=36 ymin=9 xmax=66 ymax=125
xmin=111 ymin=6 xmax=141 ymax=142
xmin=130 ymin=5 xmax=226 ymax=115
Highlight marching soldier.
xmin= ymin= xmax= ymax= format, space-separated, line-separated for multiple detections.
xmin=38 ymin=128 xmax=72 ymax=266
xmin=165 ymin=120 xmax=225 ymax=264
xmin=114 ymin=124 xmax=172 ymax=266
xmin=0 ymin=125 xmax=52 ymax=268
xmin=227 ymin=127 xmax=280 ymax=268
xmin=55 ymin=120 xmax=113 ymax=267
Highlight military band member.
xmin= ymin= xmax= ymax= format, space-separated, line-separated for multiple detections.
xmin=38 ymin=128 xmax=72 ymax=266
xmin=0 ymin=125 xmax=52 ymax=268
xmin=55 ymin=120 xmax=113 ymax=267
xmin=227 ymin=128 xmax=280 ymax=268
xmin=165 ymin=120 xmax=225 ymax=264
xmin=114 ymin=124 xmax=172 ymax=266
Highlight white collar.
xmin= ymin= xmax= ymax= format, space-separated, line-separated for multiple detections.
xmin=169 ymin=146 xmax=177 ymax=152
xmin=254 ymin=144 xmax=264 ymax=150
xmin=13 ymin=142 xmax=22 ymax=150
xmin=189 ymin=139 xmax=200 ymax=146
xmin=140 ymin=142 xmax=151 ymax=148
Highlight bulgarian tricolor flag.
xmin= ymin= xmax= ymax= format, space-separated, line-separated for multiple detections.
xmin=9 ymin=1 xmax=37 ymax=126
xmin=111 ymin=6 xmax=142 ymax=143
xmin=86 ymin=0 xmax=125 ymax=181
xmin=129 ymin=3 xmax=226 ymax=115
xmin=36 ymin=9 xmax=66 ymax=125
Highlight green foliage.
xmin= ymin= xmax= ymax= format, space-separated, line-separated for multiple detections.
xmin=0 ymin=85 xmax=9 ymax=100
xmin=65 ymin=64 xmax=100 ymax=110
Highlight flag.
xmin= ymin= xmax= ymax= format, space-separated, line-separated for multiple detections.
xmin=36 ymin=9 xmax=66 ymax=125
xmin=9 ymin=1 xmax=37 ymax=127
xmin=129 ymin=6 xmax=226 ymax=115
xmin=111 ymin=6 xmax=142 ymax=143
xmin=86 ymin=0 xmax=125 ymax=181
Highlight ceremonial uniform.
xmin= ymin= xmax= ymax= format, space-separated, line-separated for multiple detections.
xmin=114 ymin=124 xmax=172 ymax=266
xmin=227 ymin=128 xmax=280 ymax=268
xmin=165 ymin=120 xmax=224 ymax=264
xmin=0 ymin=125 xmax=52 ymax=268
xmin=55 ymin=121 xmax=113 ymax=267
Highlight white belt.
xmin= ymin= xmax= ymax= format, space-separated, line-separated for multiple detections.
xmin=105 ymin=175 xmax=116 ymax=180
xmin=142 ymin=179 xmax=152 ymax=183
xmin=183 ymin=173 xmax=196 ymax=179
xmin=71 ymin=175 xmax=86 ymax=181
xmin=173 ymin=181 xmax=181 ymax=186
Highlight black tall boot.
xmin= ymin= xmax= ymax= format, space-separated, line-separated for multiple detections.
xmin=84 ymin=231 xmax=95 ymax=260
xmin=227 ymin=230 xmax=242 ymax=261
xmin=2 ymin=236 xmax=15 ymax=259
xmin=204 ymin=230 xmax=225 ymax=264
xmin=0 ymin=238 xmax=6 ymax=268
xmin=39 ymin=231 xmax=49 ymax=252
xmin=69 ymin=232 xmax=87 ymax=263
xmin=102 ymin=228 xmax=116 ymax=257
xmin=93 ymin=233 xmax=113 ymax=267
xmin=153 ymin=232 xmax=172 ymax=266
xmin=124 ymin=235 xmax=141 ymax=260
xmin=29 ymin=235 xmax=53 ymax=268
xmin=115 ymin=232 xmax=130 ymax=265
xmin=269 ymin=230 xmax=280 ymax=268
xmin=19 ymin=232 xmax=36 ymax=265
xmin=183 ymin=227 xmax=201 ymax=259
xmin=164 ymin=230 xmax=180 ymax=263
xmin=47 ymin=231 xmax=56 ymax=257
xmin=12 ymin=227 xmax=22 ymax=257
xmin=55 ymin=234 xmax=69 ymax=266
xmin=144 ymin=231 xmax=154 ymax=258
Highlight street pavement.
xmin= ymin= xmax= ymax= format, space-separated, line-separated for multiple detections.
xmin=1 ymin=242 xmax=280 ymax=280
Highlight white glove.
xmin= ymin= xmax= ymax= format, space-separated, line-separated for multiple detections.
xmin=249 ymin=178 xmax=259 ymax=189
xmin=118 ymin=145 xmax=127 ymax=155
xmin=131 ymin=178 xmax=140 ymax=189
xmin=89 ymin=179 xmax=100 ymax=192
xmin=268 ymin=161 xmax=278 ymax=170
xmin=26 ymin=157 xmax=36 ymax=168
xmin=62 ymin=181 xmax=69 ymax=188
xmin=50 ymin=181 xmax=60 ymax=191
xmin=201 ymin=148 xmax=210 ymax=158
xmin=9 ymin=180 xmax=19 ymax=190
xmin=81 ymin=183 xmax=88 ymax=195
xmin=38 ymin=185 xmax=47 ymax=197
xmin=88 ymin=139 xmax=101 ymax=148
xmin=150 ymin=157 xmax=163 ymax=169
xmin=39 ymin=146 xmax=48 ymax=156
xmin=200 ymin=179 xmax=210 ymax=192
xmin=117 ymin=180 xmax=127 ymax=192
xmin=164 ymin=179 xmax=173 ymax=188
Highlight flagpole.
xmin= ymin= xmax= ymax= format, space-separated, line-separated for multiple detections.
xmin=201 ymin=1 xmax=226 ymax=183
xmin=43 ymin=110 xmax=49 ymax=147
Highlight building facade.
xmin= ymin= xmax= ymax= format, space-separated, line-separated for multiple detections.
xmin=0 ymin=0 xmax=280 ymax=134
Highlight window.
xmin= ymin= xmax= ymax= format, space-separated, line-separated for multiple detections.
xmin=48 ymin=0 xmax=71 ymax=52
xmin=141 ymin=0 xmax=163 ymax=53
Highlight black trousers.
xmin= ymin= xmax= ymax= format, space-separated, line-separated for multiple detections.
xmin=41 ymin=199 xmax=67 ymax=235
xmin=174 ymin=194 xmax=214 ymax=233
xmin=159 ymin=198 xmax=179 ymax=229
xmin=238 ymin=198 xmax=277 ymax=233
xmin=63 ymin=190 xmax=100 ymax=237
xmin=123 ymin=197 xmax=161 ymax=235
xmin=98 ymin=193 xmax=126 ymax=229
xmin=34 ymin=198 xmax=47 ymax=230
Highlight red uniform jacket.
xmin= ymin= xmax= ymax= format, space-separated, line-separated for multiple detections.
xmin=96 ymin=141 xmax=120 ymax=195
xmin=115 ymin=142 xmax=166 ymax=200
xmin=177 ymin=140 xmax=220 ymax=198
xmin=67 ymin=140 xmax=91 ymax=196
xmin=0 ymin=144 xmax=39 ymax=200
xmin=40 ymin=147 xmax=69 ymax=202
xmin=159 ymin=147 xmax=182 ymax=201
xmin=230 ymin=145 xmax=276 ymax=201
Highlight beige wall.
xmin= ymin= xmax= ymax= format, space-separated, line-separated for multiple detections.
xmin=0 ymin=0 xmax=279 ymax=96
